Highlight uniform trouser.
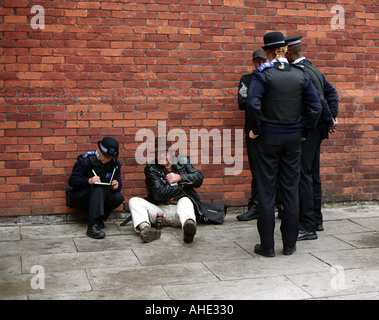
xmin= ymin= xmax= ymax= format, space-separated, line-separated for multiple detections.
xmin=252 ymin=132 xmax=301 ymax=249
xmin=70 ymin=185 xmax=124 ymax=224
xmin=245 ymin=135 xmax=258 ymax=210
xmin=246 ymin=136 xmax=283 ymax=211
xmin=129 ymin=196 xmax=196 ymax=232
xmin=299 ymin=124 xmax=323 ymax=232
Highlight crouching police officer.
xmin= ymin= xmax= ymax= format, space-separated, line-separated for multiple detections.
xmin=68 ymin=137 xmax=124 ymax=239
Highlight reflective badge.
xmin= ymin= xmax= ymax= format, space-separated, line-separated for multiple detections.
xmin=105 ymin=172 xmax=112 ymax=179
xmin=239 ymin=82 xmax=248 ymax=98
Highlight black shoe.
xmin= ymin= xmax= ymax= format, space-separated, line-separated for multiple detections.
xmin=98 ymin=220 xmax=105 ymax=229
xmin=297 ymin=230 xmax=317 ymax=241
xmin=86 ymin=224 xmax=105 ymax=239
xmin=254 ymin=244 xmax=275 ymax=257
xmin=316 ymin=224 xmax=324 ymax=232
xmin=283 ymin=246 xmax=296 ymax=255
xmin=276 ymin=204 xmax=284 ymax=219
xmin=237 ymin=209 xmax=258 ymax=221
xmin=183 ymin=219 xmax=197 ymax=243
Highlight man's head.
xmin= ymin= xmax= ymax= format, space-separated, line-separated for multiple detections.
xmin=97 ymin=137 xmax=119 ymax=164
xmin=155 ymin=138 xmax=174 ymax=166
xmin=252 ymin=49 xmax=268 ymax=69
xmin=284 ymin=35 xmax=303 ymax=63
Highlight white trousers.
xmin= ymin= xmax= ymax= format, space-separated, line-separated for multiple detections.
xmin=129 ymin=196 xmax=196 ymax=232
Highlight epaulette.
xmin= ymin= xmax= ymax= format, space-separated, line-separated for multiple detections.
xmin=80 ymin=150 xmax=96 ymax=159
xmin=292 ymin=63 xmax=304 ymax=69
xmin=257 ymin=61 xmax=274 ymax=72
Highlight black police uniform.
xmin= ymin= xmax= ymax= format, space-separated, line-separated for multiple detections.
xmin=238 ymin=73 xmax=283 ymax=220
xmin=247 ymin=59 xmax=322 ymax=252
xmin=68 ymin=150 xmax=124 ymax=227
xmin=295 ymin=58 xmax=339 ymax=236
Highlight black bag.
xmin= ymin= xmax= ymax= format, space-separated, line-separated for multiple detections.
xmin=198 ymin=203 xmax=226 ymax=224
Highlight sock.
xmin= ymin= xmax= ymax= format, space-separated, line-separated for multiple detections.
xmin=138 ymin=222 xmax=150 ymax=231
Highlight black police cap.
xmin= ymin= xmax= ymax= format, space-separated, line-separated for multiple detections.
xmin=262 ymin=32 xmax=286 ymax=50
xmin=98 ymin=137 xmax=119 ymax=158
xmin=285 ymin=35 xmax=302 ymax=47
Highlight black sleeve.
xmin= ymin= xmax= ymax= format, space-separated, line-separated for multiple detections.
xmin=144 ymin=164 xmax=184 ymax=202
xmin=68 ymin=157 xmax=91 ymax=190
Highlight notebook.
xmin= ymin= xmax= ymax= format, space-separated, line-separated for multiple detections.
xmin=93 ymin=168 xmax=116 ymax=186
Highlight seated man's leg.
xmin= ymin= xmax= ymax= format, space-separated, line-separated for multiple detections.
xmin=177 ymin=197 xmax=197 ymax=243
xmin=128 ymin=197 xmax=161 ymax=243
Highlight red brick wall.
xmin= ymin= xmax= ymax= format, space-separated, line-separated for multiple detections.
xmin=0 ymin=0 xmax=378 ymax=217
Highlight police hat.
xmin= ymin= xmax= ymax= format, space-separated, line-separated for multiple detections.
xmin=98 ymin=137 xmax=119 ymax=158
xmin=262 ymin=32 xmax=286 ymax=50
xmin=285 ymin=35 xmax=302 ymax=47
xmin=253 ymin=48 xmax=268 ymax=60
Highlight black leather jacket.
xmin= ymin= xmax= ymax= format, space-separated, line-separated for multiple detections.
xmin=144 ymin=155 xmax=203 ymax=215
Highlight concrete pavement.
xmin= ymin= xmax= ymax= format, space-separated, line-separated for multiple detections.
xmin=1 ymin=203 xmax=378 ymax=300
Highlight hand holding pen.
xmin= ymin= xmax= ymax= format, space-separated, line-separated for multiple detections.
xmin=89 ymin=170 xmax=101 ymax=184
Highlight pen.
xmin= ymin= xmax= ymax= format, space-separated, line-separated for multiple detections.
xmin=92 ymin=170 xmax=98 ymax=176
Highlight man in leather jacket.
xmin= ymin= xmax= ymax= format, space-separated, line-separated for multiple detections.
xmin=129 ymin=140 xmax=203 ymax=243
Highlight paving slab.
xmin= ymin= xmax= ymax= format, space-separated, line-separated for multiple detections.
xmin=0 ymin=226 xmax=21 ymax=241
xmin=21 ymin=249 xmax=141 ymax=273
xmin=287 ymin=267 xmax=379 ymax=299
xmin=0 ymin=270 xmax=91 ymax=300
xmin=19 ymin=222 xmax=121 ymax=240
xmin=203 ymin=253 xmax=330 ymax=281
xmin=0 ymin=238 xmax=77 ymax=258
xmin=28 ymin=286 xmax=170 ymax=300
xmin=312 ymin=247 xmax=379 ymax=270
xmin=163 ymin=276 xmax=312 ymax=300
xmin=86 ymin=262 xmax=219 ymax=290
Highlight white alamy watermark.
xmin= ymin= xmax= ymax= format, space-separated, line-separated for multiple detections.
xmin=135 ymin=121 xmax=244 ymax=175
xmin=30 ymin=5 xmax=45 ymax=30
xmin=331 ymin=5 xmax=345 ymax=30
xmin=30 ymin=265 xmax=45 ymax=290
xmin=330 ymin=265 xmax=345 ymax=290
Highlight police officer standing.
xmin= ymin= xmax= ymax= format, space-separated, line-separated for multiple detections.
xmin=285 ymin=35 xmax=339 ymax=240
xmin=237 ymin=49 xmax=267 ymax=221
xmin=237 ymin=49 xmax=284 ymax=221
xmin=247 ymin=32 xmax=322 ymax=257
xmin=68 ymin=137 xmax=124 ymax=239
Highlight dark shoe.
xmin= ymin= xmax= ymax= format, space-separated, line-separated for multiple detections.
xmin=276 ymin=204 xmax=284 ymax=219
xmin=98 ymin=220 xmax=105 ymax=229
xmin=86 ymin=224 xmax=106 ymax=239
xmin=254 ymin=244 xmax=275 ymax=257
xmin=297 ymin=230 xmax=318 ymax=241
xmin=237 ymin=209 xmax=258 ymax=221
xmin=140 ymin=227 xmax=161 ymax=243
xmin=183 ymin=219 xmax=197 ymax=243
xmin=316 ymin=224 xmax=324 ymax=232
xmin=283 ymin=246 xmax=296 ymax=255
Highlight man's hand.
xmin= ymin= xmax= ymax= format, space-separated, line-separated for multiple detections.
xmin=328 ymin=118 xmax=338 ymax=134
xmin=166 ymin=172 xmax=181 ymax=185
xmin=89 ymin=176 xmax=101 ymax=184
xmin=249 ymin=130 xmax=259 ymax=139
xmin=110 ymin=180 xmax=119 ymax=190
